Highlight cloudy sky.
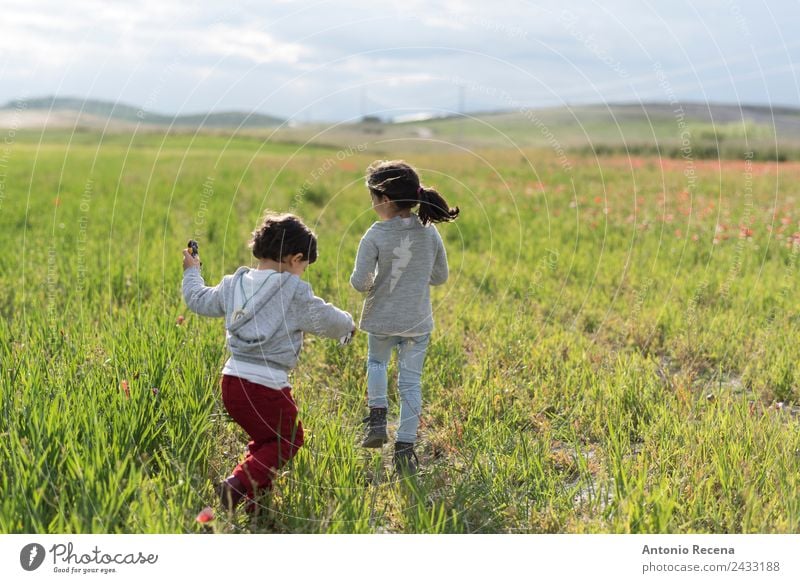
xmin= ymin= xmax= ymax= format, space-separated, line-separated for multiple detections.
xmin=1 ymin=0 xmax=798 ymax=121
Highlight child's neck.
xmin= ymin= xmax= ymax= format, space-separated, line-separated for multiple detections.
xmin=256 ymin=258 xmax=285 ymax=271
xmin=382 ymin=209 xmax=412 ymax=220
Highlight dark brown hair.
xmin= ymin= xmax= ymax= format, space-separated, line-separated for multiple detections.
xmin=365 ymin=160 xmax=459 ymax=225
xmin=249 ymin=212 xmax=318 ymax=264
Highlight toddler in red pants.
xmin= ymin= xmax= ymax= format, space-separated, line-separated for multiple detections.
xmin=182 ymin=212 xmax=355 ymax=510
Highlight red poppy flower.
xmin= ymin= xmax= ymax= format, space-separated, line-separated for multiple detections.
xmin=121 ymin=380 xmax=130 ymax=399
xmin=196 ymin=506 xmax=215 ymax=523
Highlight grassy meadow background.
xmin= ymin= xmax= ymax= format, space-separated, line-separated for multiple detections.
xmin=2 ymin=121 xmax=800 ymax=533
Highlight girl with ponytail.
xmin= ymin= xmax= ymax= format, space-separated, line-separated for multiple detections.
xmin=350 ymin=160 xmax=459 ymax=474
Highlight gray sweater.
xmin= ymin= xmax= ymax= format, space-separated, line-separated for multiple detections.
xmin=350 ymin=214 xmax=449 ymax=336
xmin=183 ymin=266 xmax=354 ymax=372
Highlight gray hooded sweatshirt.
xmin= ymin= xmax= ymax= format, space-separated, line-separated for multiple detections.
xmin=350 ymin=214 xmax=449 ymax=336
xmin=183 ymin=266 xmax=354 ymax=372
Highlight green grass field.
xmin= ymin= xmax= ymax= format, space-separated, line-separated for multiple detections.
xmin=2 ymin=129 xmax=800 ymax=533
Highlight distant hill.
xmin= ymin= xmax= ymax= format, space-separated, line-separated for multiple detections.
xmin=0 ymin=96 xmax=284 ymax=129
xmin=243 ymin=101 xmax=800 ymax=160
xmin=3 ymin=97 xmax=799 ymax=159
xmin=397 ymin=102 xmax=800 ymax=146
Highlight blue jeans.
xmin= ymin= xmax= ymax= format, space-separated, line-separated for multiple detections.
xmin=367 ymin=333 xmax=430 ymax=444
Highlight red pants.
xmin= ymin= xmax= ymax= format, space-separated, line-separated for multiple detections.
xmin=220 ymin=375 xmax=304 ymax=496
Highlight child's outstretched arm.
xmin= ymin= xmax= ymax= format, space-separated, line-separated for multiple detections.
xmin=181 ymin=249 xmax=228 ymax=317
xmin=350 ymin=234 xmax=378 ymax=292
xmin=430 ymin=229 xmax=449 ymax=286
xmin=294 ymin=282 xmax=355 ymax=339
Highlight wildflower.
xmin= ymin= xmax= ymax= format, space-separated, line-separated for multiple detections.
xmin=196 ymin=506 xmax=214 ymax=523
xmin=674 ymin=229 xmax=682 ymax=238
xmin=151 ymin=387 xmax=159 ymax=396
xmin=739 ymin=226 xmax=753 ymax=239
xmin=176 ymin=315 xmax=185 ymax=325
xmin=121 ymin=380 xmax=130 ymax=399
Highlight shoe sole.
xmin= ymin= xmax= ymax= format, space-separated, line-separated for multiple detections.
xmin=361 ymin=434 xmax=388 ymax=448
xmin=393 ymin=463 xmax=418 ymax=477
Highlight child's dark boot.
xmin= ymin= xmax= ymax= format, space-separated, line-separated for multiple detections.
xmin=361 ymin=407 xmax=388 ymax=448
xmin=215 ymin=475 xmax=246 ymax=512
xmin=393 ymin=441 xmax=418 ymax=476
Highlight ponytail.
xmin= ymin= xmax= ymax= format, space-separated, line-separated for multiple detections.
xmin=417 ymin=187 xmax=459 ymax=225
xmin=365 ymin=159 xmax=461 ymax=225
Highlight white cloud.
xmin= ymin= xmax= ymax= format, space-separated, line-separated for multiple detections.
xmin=0 ymin=0 xmax=798 ymax=118
xmin=201 ymin=24 xmax=310 ymax=64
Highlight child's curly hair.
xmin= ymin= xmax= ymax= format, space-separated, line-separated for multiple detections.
xmin=249 ymin=212 xmax=318 ymax=264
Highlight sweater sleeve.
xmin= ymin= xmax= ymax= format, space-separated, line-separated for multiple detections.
xmin=430 ymin=228 xmax=449 ymax=286
xmin=295 ymin=282 xmax=355 ymax=338
xmin=350 ymin=232 xmax=379 ymax=292
xmin=182 ymin=266 xmax=228 ymax=317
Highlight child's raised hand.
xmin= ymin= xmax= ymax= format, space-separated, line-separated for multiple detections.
xmin=183 ymin=248 xmax=201 ymax=270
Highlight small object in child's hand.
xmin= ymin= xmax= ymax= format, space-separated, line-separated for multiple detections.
xmin=187 ymin=239 xmax=202 ymax=266
xmin=339 ymin=330 xmax=354 ymax=346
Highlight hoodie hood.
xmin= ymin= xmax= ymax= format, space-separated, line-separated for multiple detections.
xmin=224 ymin=268 xmax=302 ymax=364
